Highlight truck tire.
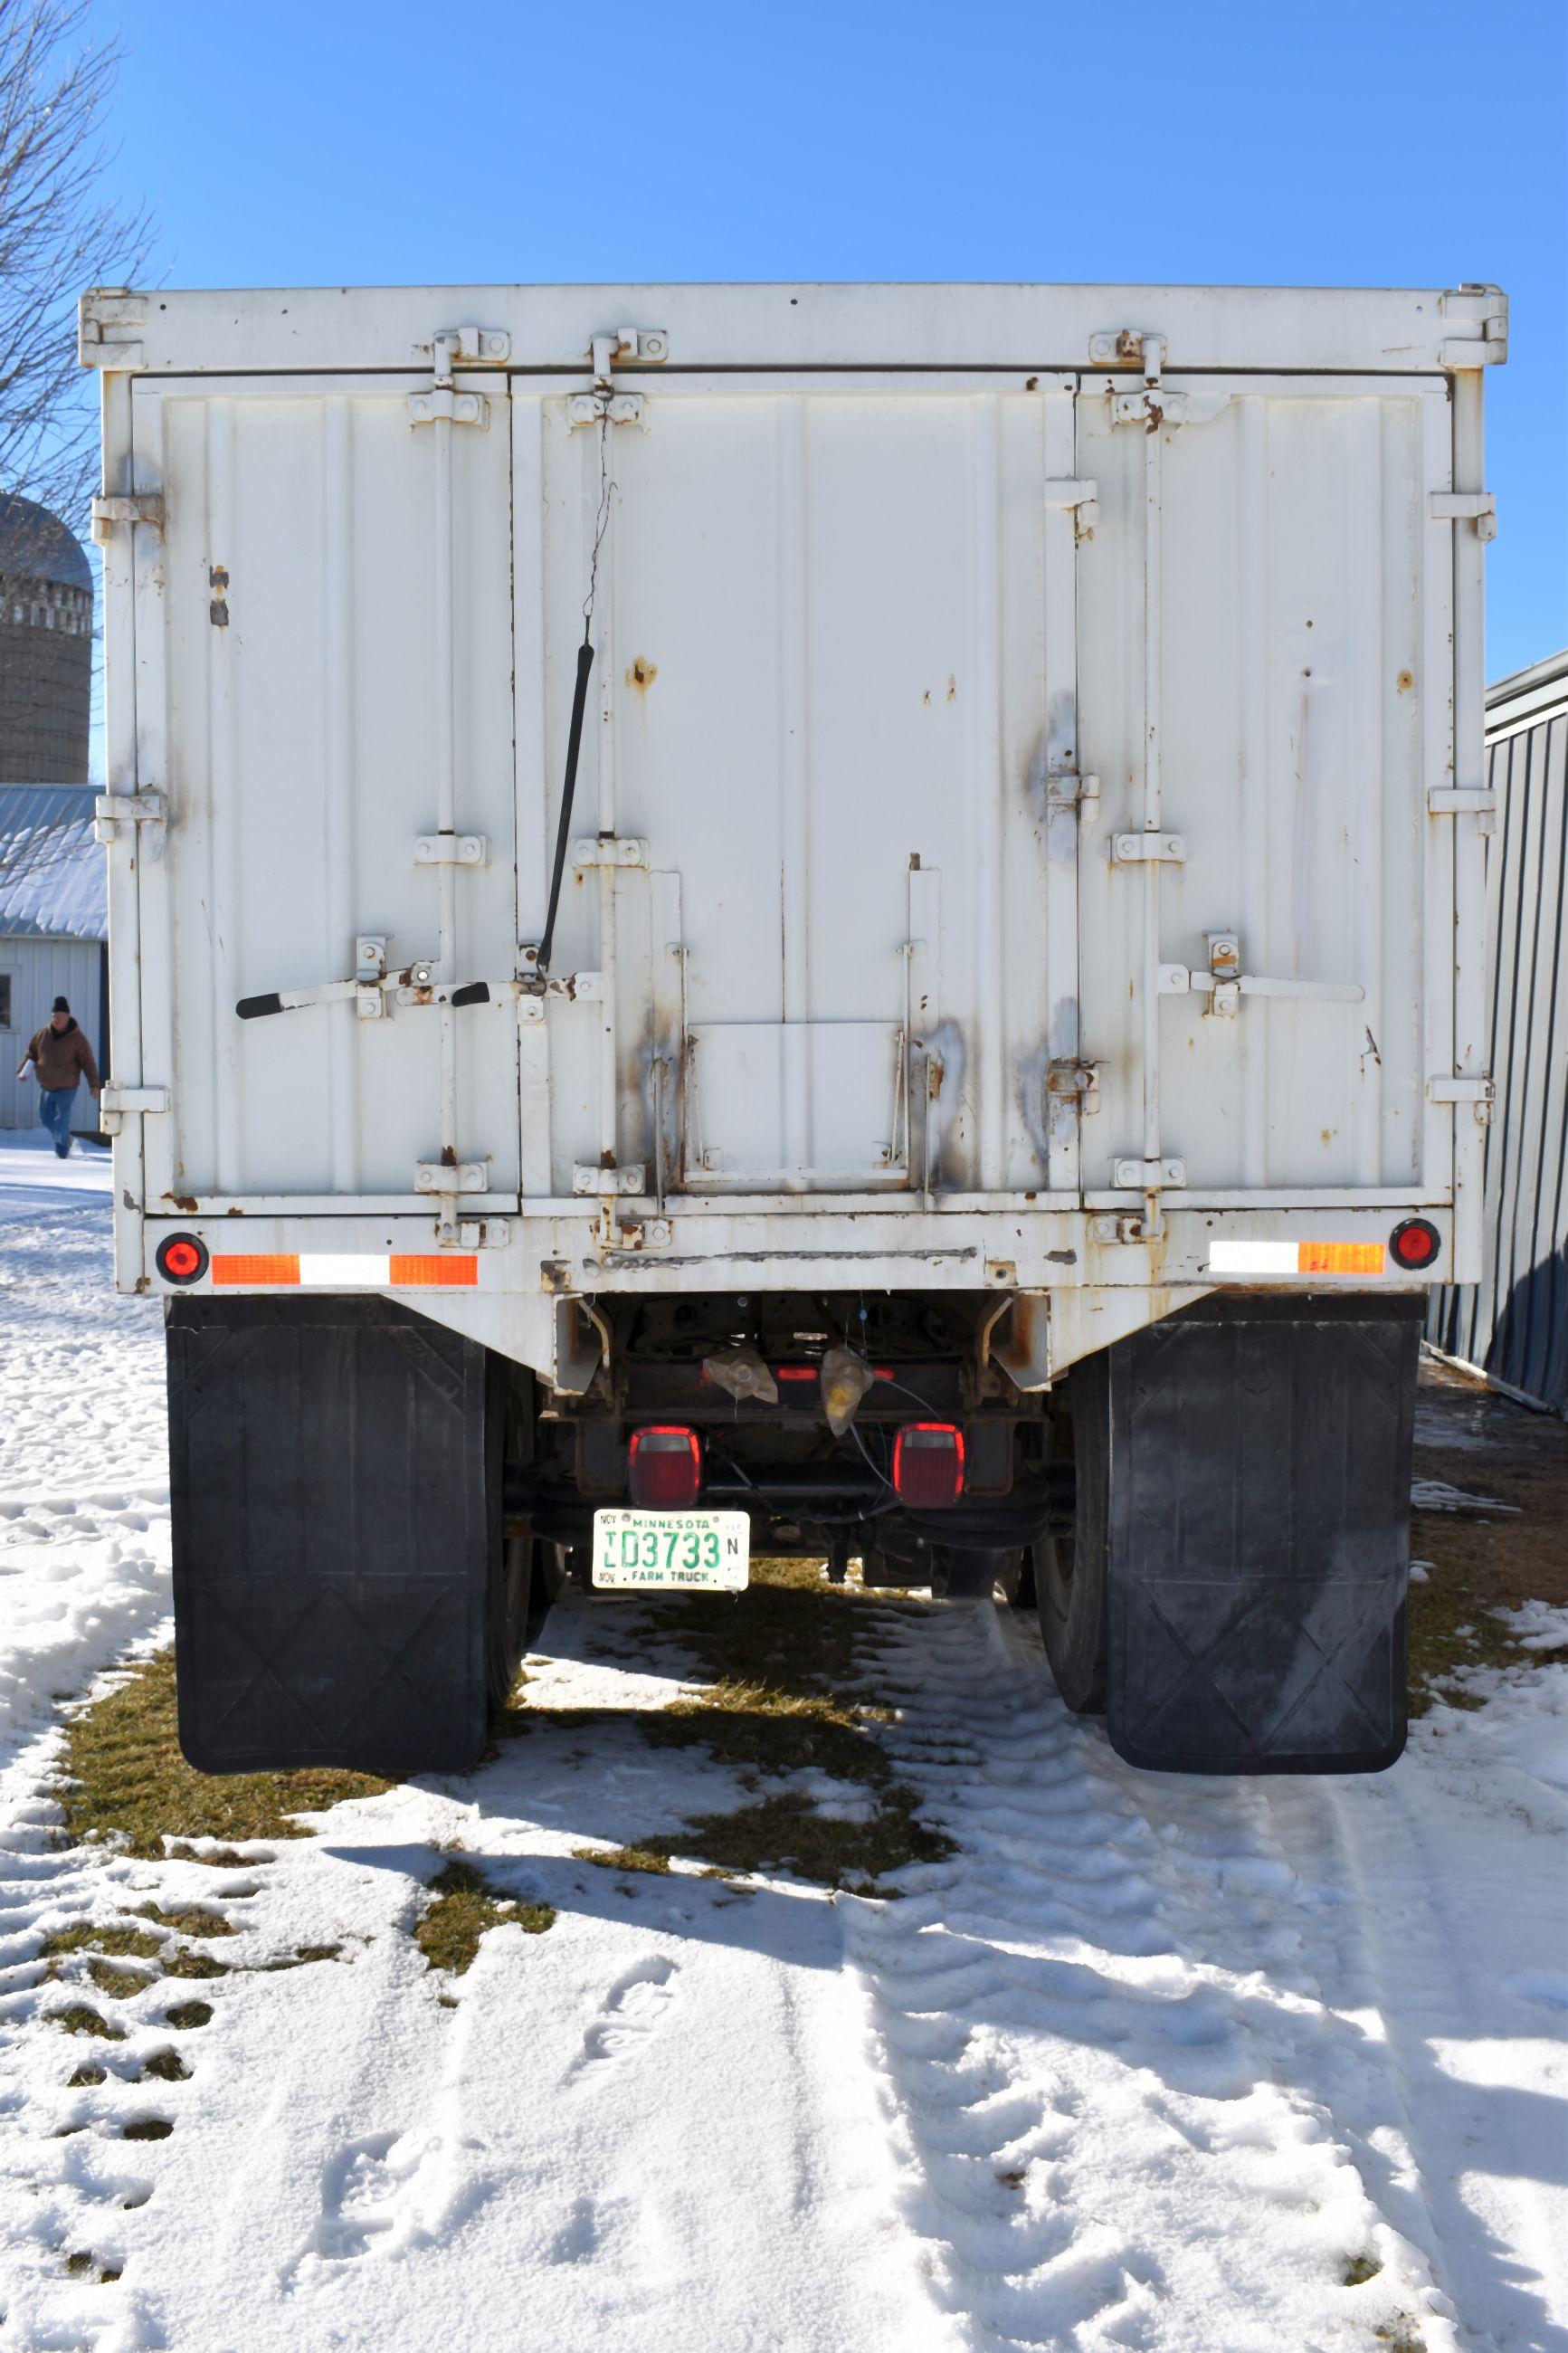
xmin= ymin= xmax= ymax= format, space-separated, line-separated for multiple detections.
xmin=487 ymin=1533 xmax=534 ymax=1714
xmin=1036 ymin=1357 xmax=1108 ymax=1714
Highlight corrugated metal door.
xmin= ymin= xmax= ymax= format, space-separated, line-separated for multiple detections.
xmin=129 ymin=377 xmax=519 ymax=1210
xmin=514 ymin=376 xmax=1087 ymax=1201
xmin=1078 ymin=375 xmax=1454 ymax=1205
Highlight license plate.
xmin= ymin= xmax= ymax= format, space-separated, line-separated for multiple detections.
xmin=591 ymin=1509 xmax=751 ymax=1591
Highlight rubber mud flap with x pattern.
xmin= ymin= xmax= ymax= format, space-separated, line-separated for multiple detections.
xmin=166 ymin=1295 xmax=499 ymax=1776
xmin=1103 ymin=1292 xmax=1422 ymax=1775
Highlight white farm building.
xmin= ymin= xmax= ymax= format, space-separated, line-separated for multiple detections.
xmin=0 ymin=786 xmax=108 ymax=1132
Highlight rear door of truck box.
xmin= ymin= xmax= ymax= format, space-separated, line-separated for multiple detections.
xmin=127 ymin=372 xmax=519 ymax=1215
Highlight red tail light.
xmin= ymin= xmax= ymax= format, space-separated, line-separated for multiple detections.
xmin=627 ymin=1426 xmax=702 ymax=1508
xmin=1390 ymin=1217 xmax=1441 ymax=1271
xmin=892 ymin=1423 xmax=965 ymax=1508
xmin=156 ymin=1233 xmax=208 ymax=1286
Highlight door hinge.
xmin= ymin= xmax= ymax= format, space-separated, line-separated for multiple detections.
xmin=1088 ymin=329 xmax=1156 ymax=367
xmin=567 ymin=390 xmax=647 ymax=431
xmin=1440 ymin=288 xmax=1508 ymax=369
xmin=1428 ymin=1074 xmax=1495 ymax=1120
xmin=79 ymin=293 xmax=147 ymax=370
xmin=100 ymin=1082 xmax=168 ymax=1137
xmin=1112 ymin=832 xmax=1186 ymax=864
xmin=1428 ymin=786 xmax=1497 ymax=833
xmin=1043 ymin=477 xmax=1100 ymax=534
xmin=90 ymin=492 xmax=164 ymax=542
xmin=567 ymin=326 xmax=669 ymax=431
xmin=408 ymin=326 xmax=509 ymax=429
xmin=1047 ymin=1059 xmax=1101 ymax=1113
xmin=1430 ymin=490 xmax=1498 ymax=542
xmin=1046 ymin=770 xmax=1101 ymax=815
xmin=591 ymin=327 xmax=670 ymax=381
xmin=93 ymin=790 xmax=167 ymax=843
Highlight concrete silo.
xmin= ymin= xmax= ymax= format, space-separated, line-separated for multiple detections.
xmin=0 ymin=493 xmax=92 ymax=784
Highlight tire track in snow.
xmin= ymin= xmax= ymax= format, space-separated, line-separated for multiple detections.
xmin=844 ymin=1599 xmax=1468 ymax=2353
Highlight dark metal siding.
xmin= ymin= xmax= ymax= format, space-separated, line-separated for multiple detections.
xmin=1428 ymin=658 xmax=1568 ymax=1407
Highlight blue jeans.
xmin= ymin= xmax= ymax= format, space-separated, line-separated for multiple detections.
xmin=38 ymin=1084 xmax=77 ymax=1157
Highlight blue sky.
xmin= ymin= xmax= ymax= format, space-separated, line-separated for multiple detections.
xmin=95 ymin=0 xmax=1564 ymax=676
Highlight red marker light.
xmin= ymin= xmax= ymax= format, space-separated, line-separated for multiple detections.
xmin=156 ymin=1234 xmax=208 ymax=1286
xmin=892 ymin=1423 xmax=965 ymax=1509
xmin=627 ymin=1426 xmax=702 ymax=1508
xmin=1389 ymin=1218 xmax=1441 ymax=1272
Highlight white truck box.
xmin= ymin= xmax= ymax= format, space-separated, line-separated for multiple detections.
xmin=85 ymin=281 xmax=1505 ymax=1778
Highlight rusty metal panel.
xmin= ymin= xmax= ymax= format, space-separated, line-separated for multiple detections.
xmin=1428 ymin=655 xmax=1568 ymax=1408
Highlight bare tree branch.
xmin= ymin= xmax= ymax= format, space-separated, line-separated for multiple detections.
xmin=0 ymin=0 xmax=149 ymax=540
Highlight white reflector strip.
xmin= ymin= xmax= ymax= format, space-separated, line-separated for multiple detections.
xmin=298 ymin=1253 xmax=391 ymax=1286
xmin=1209 ymin=1240 xmax=1298 ymax=1273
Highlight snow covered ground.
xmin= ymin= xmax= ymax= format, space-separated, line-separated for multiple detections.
xmin=0 ymin=1151 xmax=1563 ymax=2353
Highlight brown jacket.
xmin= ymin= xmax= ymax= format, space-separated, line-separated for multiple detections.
xmin=24 ymin=1020 xmax=100 ymax=1093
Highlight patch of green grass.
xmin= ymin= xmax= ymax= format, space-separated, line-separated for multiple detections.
xmin=260 ymin=1945 xmax=342 ymax=1971
xmin=1342 ymin=2253 xmax=1383 ymax=2287
xmin=121 ymin=2117 xmax=173 ymax=2141
xmin=163 ymin=2000 xmax=213 ymax=2030
xmin=64 ymin=2251 xmax=120 ymax=2282
xmin=67 ymin=2062 xmax=107 ymax=2087
xmin=141 ymin=2049 xmax=191 ymax=2082
xmin=1407 ymin=1583 xmax=1567 ymax=1717
xmin=508 ymin=1563 xmax=952 ymax=1892
xmin=42 ymin=1923 xmax=164 ymax=1964
xmin=575 ymin=1843 xmax=672 ymax=1876
xmin=596 ymin=1563 xmax=950 ymax=1889
xmin=413 ymin=1861 xmax=556 ymax=1976
xmin=1374 ymin=2322 xmax=1427 ymax=2352
xmin=164 ymin=1947 xmax=229 ymax=1980
xmin=136 ymin=1904 xmax=236 ymax=1938
xmin=57 ymin=1651 xmax=390 ymax=1857
xmin=50 ymin=2005 xmax=123 ymax=2041
xmin=86 ymin=1958 xmax=155 ymax=2000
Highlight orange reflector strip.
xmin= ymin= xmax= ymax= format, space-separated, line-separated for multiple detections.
xmin=390 ymin=1254 xmax=479 ymax=1287
xmin=211 ymin=1253 xmax=299 ymax=1286
xmin=1297 ymin=1241 xmax=1383 ymax=1274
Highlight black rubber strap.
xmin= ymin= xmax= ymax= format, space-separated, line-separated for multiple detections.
xmin=449 ymin=981 xmax=490 ymax=1008
xmin=235 ymin=993 xmax=284 ymax=1020
xmin=537 ymin=634 xmax=596 ymax=976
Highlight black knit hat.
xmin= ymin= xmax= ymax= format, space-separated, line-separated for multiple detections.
xmin=52 ymin=996 xmax=70 ymax=1013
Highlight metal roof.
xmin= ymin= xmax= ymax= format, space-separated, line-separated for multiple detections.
xmin=0 ymin=786 xmax=106 ymax=940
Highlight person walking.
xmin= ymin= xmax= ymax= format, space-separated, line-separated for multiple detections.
xmin=16 ymin=996 xmax=100 ymax=1158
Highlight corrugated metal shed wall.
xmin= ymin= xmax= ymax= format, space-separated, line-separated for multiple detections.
xmin=1428 ymin=652 xmax=1568 ymax=1406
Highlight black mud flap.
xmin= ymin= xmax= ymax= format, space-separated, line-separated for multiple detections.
xmin=1105 ymin=1293 xmax=1421 ymax=1775
xmin=167 ymin=1296 xmax=499 ymax=1777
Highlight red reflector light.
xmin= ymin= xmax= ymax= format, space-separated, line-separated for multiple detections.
xmin=156 ymin=1233 xmax=208 ymax=1286
xmin=1390 ymin=1216 xmax=1441 ymax=1271
xmin=892 ymin=1423 xmax=965 ymax=1509
xmin=628 ymin=1426 xmax=702 ymax=1507
xmin=776 ymin=1365 xmax=818 ymax=1382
